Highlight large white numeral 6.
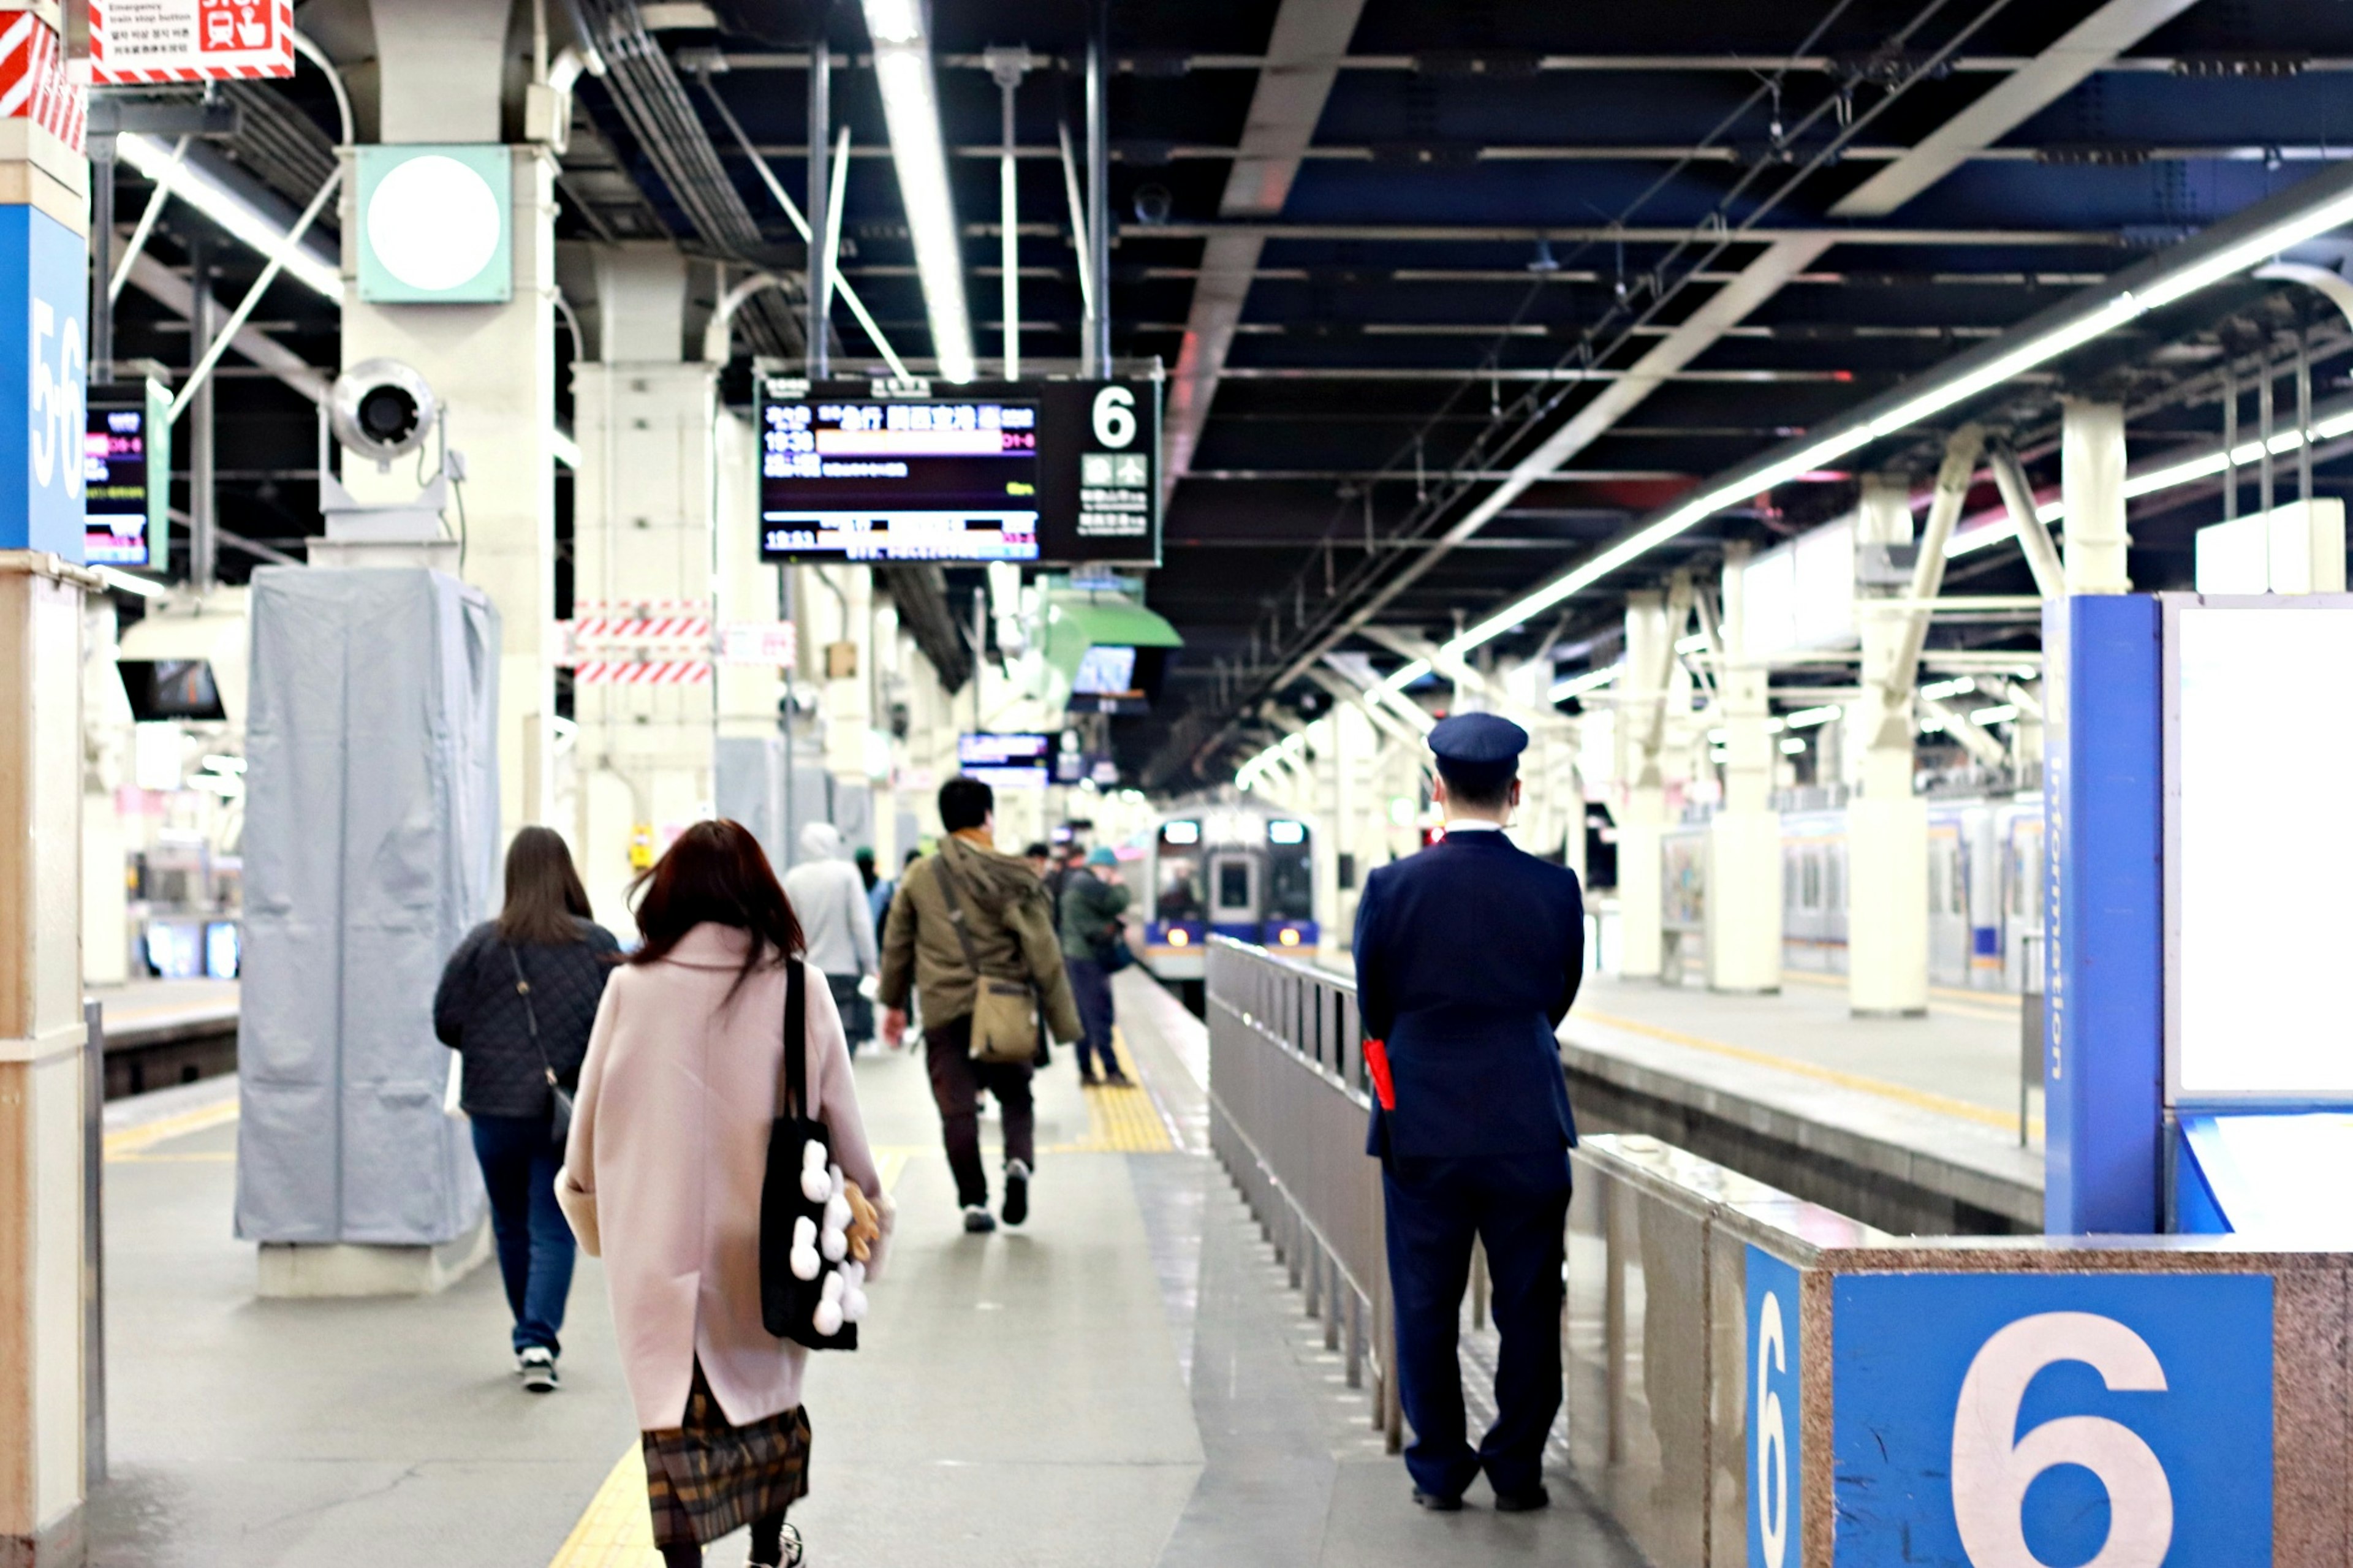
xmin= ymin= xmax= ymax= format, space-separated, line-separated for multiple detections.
xmin=1950 ymin=1311 xmax=2173 ymax=1568
xmin=1091 ymin=384 xmax=1137 ymax=448
xmin=1754 ymin=1290 xmax=1789 ymax=1568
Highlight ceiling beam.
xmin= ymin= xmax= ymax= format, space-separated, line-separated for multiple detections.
xmin=1162 ymin=0 xmax=1371 ymax=502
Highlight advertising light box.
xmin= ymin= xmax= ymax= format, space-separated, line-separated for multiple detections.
xmin=85 ymin=380 xmax=169 ymax=569
xmin=957 ymin=732 xmax=1051 ymax=789
xmin=758 ymin=376 xmax=1160 ymax=566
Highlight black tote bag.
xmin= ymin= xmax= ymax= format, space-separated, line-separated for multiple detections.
xmin=757 ymin=958 xmax=858 ymax=1350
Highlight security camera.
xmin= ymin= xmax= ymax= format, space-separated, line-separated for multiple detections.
xmin=1132 ymin=183 xmax=1173 ymax=225
xmin=330 ymin=358 xmax=438 ymax=465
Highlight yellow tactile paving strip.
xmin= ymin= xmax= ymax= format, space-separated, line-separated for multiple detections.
xmin=105 ymin=1099 xmax=240 ymax=1161
xmin=1044 ymin=1032 xmax=1175 ymax=1155
xmin=546 ymin=1447 xmax=661 ymax=1567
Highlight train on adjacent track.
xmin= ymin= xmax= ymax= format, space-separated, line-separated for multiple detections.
xmin=1131 ymin=802 xmax=1323 ymax=1008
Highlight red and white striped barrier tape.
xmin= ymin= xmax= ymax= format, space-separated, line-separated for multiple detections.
xmin=569 ymin=660 xmax=712 ymax=686
xmin=0 ymin=14 xmax=83 ymax=153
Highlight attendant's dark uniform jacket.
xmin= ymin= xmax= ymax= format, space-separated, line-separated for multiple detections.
xmin=1353 ymin=828 xmax=1583 ymax=1159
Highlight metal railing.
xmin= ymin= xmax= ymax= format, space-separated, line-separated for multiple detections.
xmin=1204 ymin=937 xmax=1402 ymax=1449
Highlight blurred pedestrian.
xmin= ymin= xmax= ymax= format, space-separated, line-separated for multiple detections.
xmin=434 ymin=826 xmax=620 ymax=1393
xmin=1059 ymin=847 xmax=1132 ymax=1086
xmin=782 ymin=822 xmax=880 ymax=1051
xmin=558 ymin=819 xmax=890 ymax=1568
xmin=1021 ymin=841 xmax=1052 ymax=878
xmin=879 ymin=778 xmax=1081 ymax=1233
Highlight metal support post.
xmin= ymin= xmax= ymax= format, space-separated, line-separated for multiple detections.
xmin=1324 ymin=1257 xmax=1341 ymax=1351
xmin=2297 ymin=327 xmax=2313 ymax=508
xmin=987 ymin=49 xmax=1032 ymax=380
xmin=1085 ymin=6 xmax=1110 ymax=377
xmin=82 ymin=1001 xmax=105 ymax=1490
xmin=188 ymin=233 xmax=217 ymax=589
xmin=1345 ymin=1287 xmax=1365 ymax=1387
xmin=2222 ymin=368 xmax=2238 ymax=519
xmin=89 ymin=138 xmax=115 ymax=379
xmin=1470 ymin=1240 xmax=1488 ymax=1330
xmin=2259 ymin=356 xmax=2275 ymax=518
xmin=806 ymin=35 xmax=830 ymax=377
xmin=2060 ymin=400 xmax=2129 ymax=595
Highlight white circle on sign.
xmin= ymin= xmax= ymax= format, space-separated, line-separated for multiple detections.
xmin=367 ymin=155 xmax=502 ymax=293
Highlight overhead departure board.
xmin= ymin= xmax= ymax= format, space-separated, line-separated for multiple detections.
xmin=85 ymin=381 xmax=171 ymax=570
xmin=758 ymin=377 xmax=1161 ymax=566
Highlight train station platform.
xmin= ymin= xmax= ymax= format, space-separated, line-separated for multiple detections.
xmin=87 ymin=979 xmax=240 ymax=1099
xmin=1561 ymin=971 xmax=2044 ymax=1232
xmin=84 ymin=972 xmax=1635 ymax=1568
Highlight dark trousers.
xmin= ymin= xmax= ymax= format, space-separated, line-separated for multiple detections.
xmin=1066 ymin=956 xmax=1116 ymax=1077
xmin=471 ymin=1112 xmax=577 ymax=1356
xmin=827 ymin=971 xmax=873 ymax=1053
xmin=924 ymin=1015 xmax=1036 ymax=1208
xmin=1382 ymin=1152 xmax=1572 ymax=1499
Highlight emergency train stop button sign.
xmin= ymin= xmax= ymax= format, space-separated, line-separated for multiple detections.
xmin=1830 ymin=1273 xmax=2272 ymax=1567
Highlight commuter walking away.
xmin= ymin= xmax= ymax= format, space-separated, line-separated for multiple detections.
xmin=556 ymin=819 xmax=891 ymax=1568
xmin=1353 ymin=714 xmax=1584 ymax=1513
xmin=1059 ymin=847 xmax=1133 ymax=1086
xmin=869 ymin=848 xmax=917 ymax=951
xmin=433 ymin=827 xmax=618 ymax=1393
xmin=879 ymin=777 xmax=1082 ymax=1233
xmin=1021 ymin=840 xmax=1053 ymax=879
xmin=781 ymin=822 xmax=881 ymax=1051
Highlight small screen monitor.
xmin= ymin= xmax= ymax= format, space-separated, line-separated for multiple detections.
xmin=956 ymin=732 xmax=1051 ymax=788
xmin=119 ymin=659 xmax=229 ymax=722
xmin=205 ymin=921 xmax=241 ymax=979
xmin=1072 ymin=643 xmax=1139 ymax=696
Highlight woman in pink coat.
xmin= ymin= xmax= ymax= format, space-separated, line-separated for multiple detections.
xmin=556 ymin=819 xmax=890 ymax=1568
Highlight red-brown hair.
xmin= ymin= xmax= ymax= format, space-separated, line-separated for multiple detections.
xmin=627 ymin=819 xmax=805 ymax=999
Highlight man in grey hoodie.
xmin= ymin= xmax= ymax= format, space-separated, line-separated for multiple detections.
xmin=781 ymin=820 xmax=881 ymax=1050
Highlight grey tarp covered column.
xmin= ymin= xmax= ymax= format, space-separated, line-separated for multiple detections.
xmin=235 ymin=568 xmax=500 ymax=1245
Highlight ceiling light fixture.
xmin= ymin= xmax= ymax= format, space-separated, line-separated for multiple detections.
xmin=1360 ymin=161 xmax=2353 ymax=698
xmin=862 ymin=0 xmax=976 ymax=382
xmin=116 ymin=134 xmax=341 ymax=300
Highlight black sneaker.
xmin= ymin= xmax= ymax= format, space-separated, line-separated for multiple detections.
xmin=518 ymin=1346 xmax=558 ymax=1393
xmin=1492 ymin=1484 xmax=1550 ymax=1513
xmin=961 ymin=1204 xmax=997 ymax=1234
xmin=1002 ymin=1159 xmax=1031 ymax=1227
xmin=1412 ymin=1488 xmax=1463 ymax=1512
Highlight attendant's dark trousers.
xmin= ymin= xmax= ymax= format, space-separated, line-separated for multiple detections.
xmin=924 ymin=1015 xmax=1036 ymax=1208
xmin=471 ymin=1112 xmax=577 ymax=1356
xmin=1381 ymin=1152 xmax=1573 ymax=1499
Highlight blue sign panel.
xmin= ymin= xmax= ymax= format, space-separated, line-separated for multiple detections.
xmin=1833 ymin=1272 xmax=2272 ymax=1567
xmin=1746 ymin=1246 xmax=1802 ymax=1568
xmin=2043 ymin=594 xmax=2162 ymax=1233
xmin=0 ymin=203 xmax=88 ymax=559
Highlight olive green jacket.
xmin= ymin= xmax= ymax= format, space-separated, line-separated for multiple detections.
xmin=1057 ymin=869 xmax=1132 ymax=960
xmin=878 ymin=834 xmax=1084 ymax=1043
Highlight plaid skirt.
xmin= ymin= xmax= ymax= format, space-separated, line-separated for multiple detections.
xmin=642 ymin=1363 xmax=813 ymax=1548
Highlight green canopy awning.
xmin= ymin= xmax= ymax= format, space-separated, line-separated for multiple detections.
xmin=1042 ymin=594 xmax=1182 ymax=684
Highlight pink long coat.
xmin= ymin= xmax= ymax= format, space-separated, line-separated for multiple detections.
xmin=556 ymin=923 xmax=884 ymax=1432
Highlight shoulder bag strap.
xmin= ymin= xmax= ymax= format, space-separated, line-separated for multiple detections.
xmin=506 ymin=944 xmax=559 ymax=1091
xmin=777 ymin=957 xmax=809 ymax=1120
xmin=931 ymin=847 xmax=995 ymax=979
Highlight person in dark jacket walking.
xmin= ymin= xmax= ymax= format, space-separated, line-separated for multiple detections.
xmin=1058 ymin=848 xmax=1132 ymax=1085
xmin=434 ymin=827 xmax=621 ymax=1392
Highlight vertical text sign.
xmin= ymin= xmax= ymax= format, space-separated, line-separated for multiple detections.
xmin=1747 ymin=1247 xmax=1802 ymax=1568
xmin=1832 ymin=1273 xmax=2271 ymax=1567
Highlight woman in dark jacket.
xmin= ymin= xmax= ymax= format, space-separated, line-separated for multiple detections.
xmin=434 ymin=827 xmax=620 ymax=1392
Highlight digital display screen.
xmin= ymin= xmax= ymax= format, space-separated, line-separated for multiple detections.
xmin=119 ymin=659 xmax=229 ymax=722
xmin=759 ymin=377 xmax=1161 ymax=565
xmin=85 ymin=401 xmax=153 ymax=567
xmin=1072 ymin=643 xmax=1138 ymax=695
xmin=957 ymin=732 xmax=1052 ymax=788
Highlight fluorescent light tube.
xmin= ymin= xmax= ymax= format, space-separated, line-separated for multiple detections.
xmin=1784 ymin=704 xmax=1841 ymax=729
xmin=863 ymin=2 xmax=977 ymax=382
xmin=117 ymin=134 xmax=341 ymax=300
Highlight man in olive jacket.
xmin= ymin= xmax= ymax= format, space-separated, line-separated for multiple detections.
xmin=881 ymin=776 xmax=1083 ymax=1233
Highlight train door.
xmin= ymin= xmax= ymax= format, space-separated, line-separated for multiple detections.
xmin=1209 ymin=852 xmax=1259 ymax=937
xmin=1927 ymin=819 xmax=1971 ymax=987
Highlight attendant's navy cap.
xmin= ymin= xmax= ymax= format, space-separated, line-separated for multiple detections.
xmin=1428 ymin=711 xmax=1528 ymax=793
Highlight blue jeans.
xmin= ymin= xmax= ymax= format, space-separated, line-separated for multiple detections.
xmin=1382 ymin=1153 xmax=1573 ymax=1499
xmin=471 ymin=1113 xmax=577 ymax=1357
xmin=1066 ymin=956 xmax=1116 ymax=1077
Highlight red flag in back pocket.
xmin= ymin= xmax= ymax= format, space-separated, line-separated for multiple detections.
xmin=1365 ymin=1038 xmax=1396 ymax=1111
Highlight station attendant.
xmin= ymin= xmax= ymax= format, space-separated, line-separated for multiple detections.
xmin=1354 ymin=713 xmax=1583 ymax=1512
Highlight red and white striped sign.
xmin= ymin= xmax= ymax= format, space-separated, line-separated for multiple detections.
xmin=567 ymin=600 xmax=714 ymax=648
xmin=0 ymin=14 xmax=83 ymax=152
xmin=89 ymin=0 xmax=295 ymax=86
xmin=570 ymin=660 xmax=712 ymax=686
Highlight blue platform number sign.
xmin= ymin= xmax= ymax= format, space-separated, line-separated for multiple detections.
xmin=1747 ymin=1246 xmax=1802 ymax=1568
xmin=0 ymin=205 xmax=88 ymax=559
xmin=1833 ymin=1273 xmax=2272 ymax=1567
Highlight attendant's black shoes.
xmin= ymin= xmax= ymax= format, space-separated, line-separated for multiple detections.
xmin=1491 ymin=1485 xmax=1550 ymax=1513
xmin=1412 ymin=1489 xmax=1463 ymax=1512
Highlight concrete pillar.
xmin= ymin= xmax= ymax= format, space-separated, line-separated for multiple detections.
xmin=2062 ymin=399 xmax=2131 ymax=594
xmin=570 ymin=245 xmax=720 ymax=925
xmin=1848 ymin=474 xmax=1929 ymax=1016
xmin=1708 ymin=544 xmax=1781 ymax=992
xmin=350 ymin=1 xmax=559 ymax=844
xmin=80 ymin=604 xmax=131 ymax=988
xmin=0 ymin=80 xmax=93 ymax=1555
xmin=1617 ymin=591 xmax=1669 ymax=980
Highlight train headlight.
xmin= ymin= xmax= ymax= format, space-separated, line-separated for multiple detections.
xmin=1169 ymin=928 xmax=1190 ymax=947
xmin=1278 ymin=928 xmax=1300 ymax=947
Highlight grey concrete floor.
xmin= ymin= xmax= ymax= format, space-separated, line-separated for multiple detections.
xmin=85 ymin=977 xmax=1640 ymax=1567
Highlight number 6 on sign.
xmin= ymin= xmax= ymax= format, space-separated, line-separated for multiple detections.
xmin=1950 ymin=1312 xmax=2173 ymax=1568
xmin=1091 ymin=385 xmax=1137 ymax=448
xmin=1754 ymin=1290 xmax=1789 ymax=1568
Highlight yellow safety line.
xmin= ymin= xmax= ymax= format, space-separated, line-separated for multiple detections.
xmin=104 ymin=1099 xmax=240 ymax=1159
xmin=110 ymin=1150 xmax=234 ymax=1164
xmin=1045 ymin=1032 xmax=1174 ymax=1154
xmin=1776 ymin=968 xmax=2022 ymax=1021
xmin=1574 ymin=1007 xmax=2041 ymax=1138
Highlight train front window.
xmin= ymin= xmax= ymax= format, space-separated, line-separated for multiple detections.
xmin=1267 ymin=848 xmax=1313 ymax=921
xmin=1157 ymin=853 xmax=1203 ymax=922
xmin=1214 ymin=860 xmax=1253 ymax=915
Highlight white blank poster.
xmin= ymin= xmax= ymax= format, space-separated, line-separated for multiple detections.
xmin=2175 ymin=605 xmax=2353 ymax=1097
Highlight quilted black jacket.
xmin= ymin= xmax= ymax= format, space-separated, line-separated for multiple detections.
xmin=433 ymin=918 xmax=623 ymax=1118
